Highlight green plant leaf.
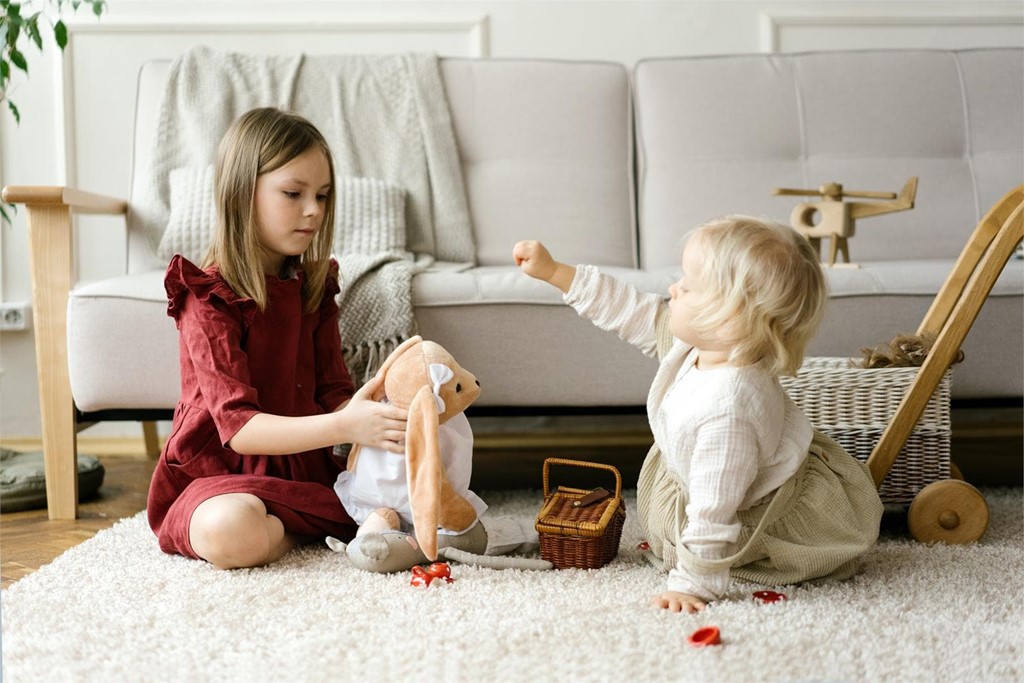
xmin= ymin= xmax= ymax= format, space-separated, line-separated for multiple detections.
xmin=27 ymin=16 xmax=42 ymax=50
xmin=10 ymin=48 xmax=25 ymax=73
xmin=8 ymin=98 xmax=19 ymax=124
xmin=92 ymin=1 xmax=104 ymax=17
xmin=1 ymin=58 xmax=9 ymax=83
xmin=6 ymin=19 xmax=19 ymax=48
xmin=1 ymin=202 xmax=14 ymax=227
xmin=54 ymin=20 xmax=66 ymax=49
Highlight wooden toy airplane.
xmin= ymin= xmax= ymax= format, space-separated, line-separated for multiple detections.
xmin=773 ymin=177 xmax=918 ymax=267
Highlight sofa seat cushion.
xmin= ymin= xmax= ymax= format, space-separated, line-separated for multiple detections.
xmin=64 ymin=258 xmax=1021 ymax=414
xmin=68 ymin=270 xmax=180 ymax=412
xmin=414 ymin=261 xmax=1023 ymax=404
xmin=826 ymin=259 xmax=1022 ymax=297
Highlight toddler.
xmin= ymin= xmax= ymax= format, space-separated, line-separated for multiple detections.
xmin=514 ymin=216 xmax=883 ymax=612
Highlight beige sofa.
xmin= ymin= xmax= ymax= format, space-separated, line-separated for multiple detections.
xmin=7 ymin=48 xmax=1022 ymax=519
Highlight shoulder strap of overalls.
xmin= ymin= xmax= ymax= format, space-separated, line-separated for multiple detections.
xmin=655 ymin=306 xmax=674 ymax=361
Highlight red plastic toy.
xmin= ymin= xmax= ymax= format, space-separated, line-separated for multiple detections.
xmin=752 ymin=590 xmax=787 ymax=603
xmin=687 ymin=626 xmax=721 ymax=647
xmin=409 ymin=562 xmax=455 ymax=587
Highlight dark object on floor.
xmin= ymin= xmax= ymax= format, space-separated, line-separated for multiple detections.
xmin=0 ymin=448 xmax=105 ymax=513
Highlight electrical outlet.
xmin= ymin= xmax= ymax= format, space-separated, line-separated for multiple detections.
xmin=0 ymin=303 xmax=32 ymax=331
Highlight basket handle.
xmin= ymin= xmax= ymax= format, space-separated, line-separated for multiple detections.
xmin=542 ymin=457 xmax=622 ymax=500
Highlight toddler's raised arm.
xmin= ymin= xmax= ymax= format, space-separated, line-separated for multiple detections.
xmin=513 ymin=240 xmax=576 ymax=293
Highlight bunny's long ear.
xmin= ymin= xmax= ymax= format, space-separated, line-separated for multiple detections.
xmin=405 ymin=384 xmax=442 ymax=561
xmin=374 ymin=335 xmax=423 ymax=380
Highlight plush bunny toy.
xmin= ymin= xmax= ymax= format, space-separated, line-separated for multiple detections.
xmin=328 ymin=336 xmax=550 ymax=573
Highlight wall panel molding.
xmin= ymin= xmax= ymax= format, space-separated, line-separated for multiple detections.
xmin=56 ymin=15 xmax=491 ymax=191
xmin=760 ymin=9 xmax=1024 ymax=52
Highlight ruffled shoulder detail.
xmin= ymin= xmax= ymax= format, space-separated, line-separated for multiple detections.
xmin=164 ymin=255 xmax=258 ymax=327
xmin=324 ymin=257 xmax=341 ymax=299
xmin=317 ymin=258 xmax=342 ymax=322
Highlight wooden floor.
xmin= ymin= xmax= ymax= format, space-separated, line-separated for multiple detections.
xmin=1 ymin=455 xmax=157 ymax=590
xmin=1 ymin=404 xmax=1020 ymax=591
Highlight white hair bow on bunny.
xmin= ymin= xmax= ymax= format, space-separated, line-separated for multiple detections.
xmin=428 ymin=364 xmax=453 ymax=414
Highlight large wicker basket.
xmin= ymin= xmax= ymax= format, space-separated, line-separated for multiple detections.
xmin=779 ymin=357 xmax=952 ymax=504
xmin=535 ymin=458 xmax=626 ymax=569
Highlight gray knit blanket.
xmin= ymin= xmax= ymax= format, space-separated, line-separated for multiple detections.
xmin=138 ymin=46 xmax=475 ymax=382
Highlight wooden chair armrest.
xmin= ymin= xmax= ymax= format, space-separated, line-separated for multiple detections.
xmin=2 ymin=185 xmax=127 ymax=215
xmin=2 ymin=184 xmax=128 ymax=519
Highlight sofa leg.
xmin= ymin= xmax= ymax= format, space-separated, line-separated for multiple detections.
xmin=142 ymin=421 xmax=162 ymax=458
xmin=26 ymin=204 xmax=79 ymax=520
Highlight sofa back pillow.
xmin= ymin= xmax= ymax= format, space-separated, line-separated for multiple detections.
xmin=634 ymin=49 xmax=1024 ymax=268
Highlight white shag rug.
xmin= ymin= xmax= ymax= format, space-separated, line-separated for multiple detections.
xmin=2 ymin=487 xmax=1022 ymax=682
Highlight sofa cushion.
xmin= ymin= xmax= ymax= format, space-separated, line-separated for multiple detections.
xmin=66 ymin=255 xmax=1022 ymax=412
xmin=156 ymin=168 xmax=407 ymax=265
xmin=634 ymin=49 xmax=1024 ymax=268
xmin=158 ymin=165 xmax=217 ymax=264
xmin=131 ymin=58 xmax=637 ymax=273
xmin=412 ymin=261 xmax=1022 ymax=403
xmin=440 ymin=59 xmax=636 ymax=268
xmin=68 ymin=271 xmax=181 ymax=412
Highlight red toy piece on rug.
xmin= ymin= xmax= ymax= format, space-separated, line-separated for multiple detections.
xmin=687 ymin=626 xmax=721 ymax=647
xmin=409 ymin=562 xmax=455 ymax=587
xmin=752 ymin=590 xmax=788 ymax=603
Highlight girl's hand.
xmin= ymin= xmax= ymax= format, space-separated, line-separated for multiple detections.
xmin=652 ymin=591 xmax=707 ymax=614
xmin=513 ymin=240 xmax=558 ymax=281
xmin=339 ymin=375 xmax=408 ymax=453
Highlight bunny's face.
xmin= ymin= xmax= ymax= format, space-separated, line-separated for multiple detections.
xmin=384 ymin=340 xmax=480 ymax=424
xmin=432 ymin=354 xmax=481 ymax=423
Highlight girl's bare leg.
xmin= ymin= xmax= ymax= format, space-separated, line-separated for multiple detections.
xmin=189 ymin=493 xmax=297 ymax=569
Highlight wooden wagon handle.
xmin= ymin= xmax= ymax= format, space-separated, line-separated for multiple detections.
xmin=867 ymin=186 xmax=1024 ymax=487
xmin=542 ymin=458 xmax=622 ymax=500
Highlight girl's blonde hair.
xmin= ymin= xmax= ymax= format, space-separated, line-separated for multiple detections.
xmin=686 ymin=215 xmax=827 ymax=376
xmin=202 ymin=107 xmax=336 ymax=314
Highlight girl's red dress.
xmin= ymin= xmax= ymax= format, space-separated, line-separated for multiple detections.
xmin=147 ymin=255 xmax=358 ymax=558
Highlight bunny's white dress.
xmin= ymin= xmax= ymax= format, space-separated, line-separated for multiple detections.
xmin=334 ymin=408 xmax=487 ymax=535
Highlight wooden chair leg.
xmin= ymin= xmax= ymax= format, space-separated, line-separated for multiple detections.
xmin=142 ymin=421 xmax=162 ymax=458
xmin=26 ymin=204 xmax=79 ymax=520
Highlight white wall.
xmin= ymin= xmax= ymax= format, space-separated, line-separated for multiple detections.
xmin=1 ymin=0 xmax=1021 ymax=438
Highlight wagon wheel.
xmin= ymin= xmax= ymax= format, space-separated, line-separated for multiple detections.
xmin=907 ymin=480 xmax=989 ymax=544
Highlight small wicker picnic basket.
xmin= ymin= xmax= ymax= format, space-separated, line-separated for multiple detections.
xmin=535 ymin=458 xmax=626 ymax=569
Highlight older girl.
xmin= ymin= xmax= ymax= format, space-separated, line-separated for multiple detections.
xmin=148 ymin=108 xmax=407 ymax=569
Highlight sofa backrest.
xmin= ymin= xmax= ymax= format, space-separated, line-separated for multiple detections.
xmin=634 ymin=49 xmax=1024 ymax=268
xmin=128 ymin=57 xmax=636 ymax=272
